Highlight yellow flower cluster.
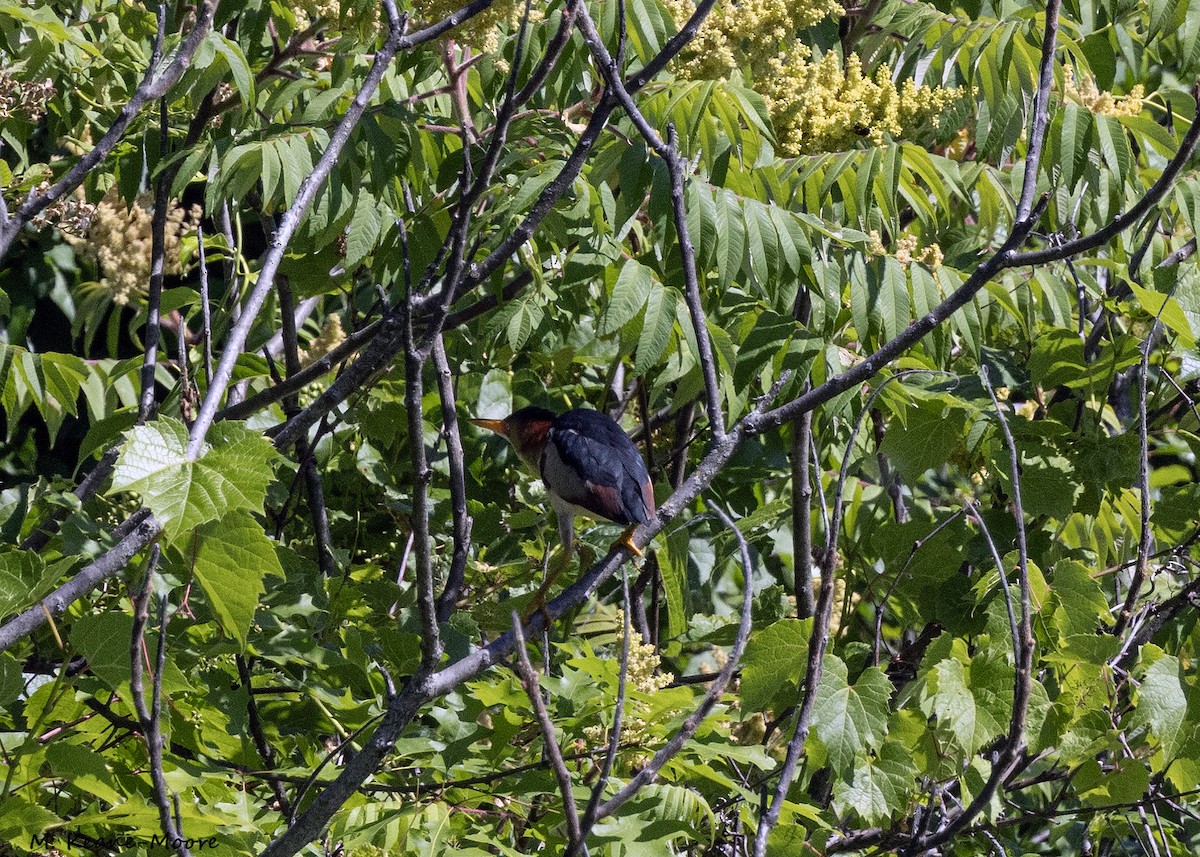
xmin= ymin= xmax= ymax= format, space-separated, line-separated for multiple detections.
xmin=300 ymin=313 xmax=346 ymax=368
xmin=663 ymin=0 xmax=842 ymax=80
xmin=68 ymin=189 xmax=201 ymax=305
xmin=759 ymin=47 xmax=962 ymax=155
xmin=1063 ymin=65 xmax=1143 ymax=118
xmin=410 ymin=0 xmax=542 ymax=56
xmin=0 ymin=72 xmax=55 ymax=123
xmin=895 ymin=233 xmax=943 ymax=269
xmin=293 ymin=0 xmax=380 ymax=38
xmin=583 ymin=616 xmax=674 ymax=753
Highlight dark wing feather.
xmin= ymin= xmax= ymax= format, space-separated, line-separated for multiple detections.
xmin=545 ymin=409 xmax=654 ymax=525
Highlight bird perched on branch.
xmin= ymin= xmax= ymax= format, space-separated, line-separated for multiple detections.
xmin=470 ymin=406 xmax=655 ymax=560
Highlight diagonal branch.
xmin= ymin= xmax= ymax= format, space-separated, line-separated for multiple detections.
xmin=511 ymin=614 xmax=583 ymax=850
xmin=594 ymin=500 xmax=755 ymax=820
xmin=575 ymin=7 xmax=725 ymax=443
xmin=130 ymin=547 xmax=191 ymax=857
xmin=433 ymin=335 xmax=473 ymax=622
xmin=185 ymin=7 xmax=414 ymax=458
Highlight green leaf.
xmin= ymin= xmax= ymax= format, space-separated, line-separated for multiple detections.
xmin=922 ymin=651 xmax=1013 ymax=755
xmin=636 ymin=285 xmax=677 ymax=371
xmin=662 ymin=525 xmax=690 ymax=639
xmin=811 ymin=656 xmax=891 ymax=776
xmin=879 ymin=257 xmax=911 ymax=342
xmin=344 ymin=190 xmax=381 ymax=267
xmin=1049 ymin=559 xmax=1113 ymax=640
xmin=1128 ymin=283 xmax=1197 ymax=348
xmin=1132 ymin=655 xmax=1193 ymax=760
xmin=0 ymin=652 xmax=22 ymax=706
xmin=1058 ymin=104 xmax=1092 ymax=191
xmin=734 ymin=310 xmax=795 ymax=390
xmin=44 ymin=743 xmax=124 ymax=805
xmin=879 ymin=396 xmax=968 ymax=483
xmin=624 ymin=783 xmax=715 ymax=844
xmin=741 ymin=618 xmax=813 ymax=712
xmin=212 ymin=33 xmax=256 ymax=110
xmin=110 ymin=417 xmax=279 ymax=543
xmin=68 ymin=612 xmax=134 ymax=692
xmin=0 ymin=550 xmax=63 ymax=617
xmin=0 ymin=796 xmax=61 ymax=843
xmin=183 ymin=510 xmax=283 ymax=647
xmin=832 ymin=740 xmax=917 ymax=825
xmin=714 ymin=189 xmax=745 ymax=291
xmin=601 ymin=260 xmax=652 ymax=335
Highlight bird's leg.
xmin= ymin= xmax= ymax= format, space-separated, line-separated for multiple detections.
xmin=610 ymin=525 xmax=643 ymax=557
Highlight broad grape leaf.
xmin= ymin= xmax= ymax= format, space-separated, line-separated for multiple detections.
xmin=811 ymin=656 xmax=891 ymax=776
xmin=0 ymin=550 xmax=70 ymax=617
xmin=183 ymin=511 xmax=284 ymax=647
xmin=111 ymin=417 xmax=278 ymax=542
xmin=880 ymin=396 xmax=968 ymax=483
xmin=923 ymin=651 xmax=1013 ymax=755
xmin=69 ymin=613 xmax=134 ymax=692
xmin=1132 ymin=654 xmax=1194 ymax=760
xmin=741 ymin=618 xmax=813 ymax=712
xmin=1050 ymin=559 xmax=1113 ymax=639
xmin=832 ymin=740 xmax=918 ymax=824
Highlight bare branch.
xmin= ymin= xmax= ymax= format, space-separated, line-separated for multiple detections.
xmin=130 ymin=546 xmax=191 ymax=857
xmin=576 ymin=568 xmax=633 ymax=849
xmin=1156 ymin=236 xmax=1197 ymax=268
xmin=511 ymin=613 xmax=583 ymax=849
xmin=235 ymin=655 xmax=293 ymax=815
xmin=404 ymin=307 xmax=441 ymax=669
xmin=0 ymin=510 xmax=159 ymax=654
xmin=1010 ymin=84 xmax=1200 ymax=267
xmin=433 ymin=335 xmax=473 ymax=622
xmin=1015 ymin=0 xmax=1061 ymax=224
xmin=574 ymin=8 xmax=725 ymax=443
xmin=1114 ymin=306 xmax=1161 ymax=635
xmin=185 ymin=11 xmax=413 ymax=459
xmin=754 ymin=374 xmax=915 ymax=855
xmin=138 ymin=97 xmax=172 ymax=423
xmin=595 ymin=500 xmax=754 ymax=819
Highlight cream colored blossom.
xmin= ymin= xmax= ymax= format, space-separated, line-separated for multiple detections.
xmin=894 ymin=233 xmax=943 ymax=269
xmin=410 ymin=0 xmax=543 ymax=56
xmin=300 ymin=314 xmax=346 ymax=368
xmin=759 ymin=47 xmax=963 ymax=155
xmin=68 ymin=188 xmax=200 ymax=305
xmin=583 ymin=615 xmax=674 ymax=752
xmin=294 ymin=0 xmax=380 ymax=37
xmin=1063 ymin=65 xmax=1143 ymax=118
xmin=664 ymin=0 xmax=843 ymax=80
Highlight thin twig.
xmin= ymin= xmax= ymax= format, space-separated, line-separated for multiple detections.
xmin=574 ymin=8 xmax=725 ymax=443
xmin=235 ymin=655 xmax=293 ymax=815
xmin=130 ymin=546 xmax=192 ymax=857
xmin=433 ymin=335 xmax=473 ymax=622
xmin=0 ymin=510 xmax=158 ymax=653
xmin=577 ymin=568 xmax=633 ymax=850
xmin=138 ymin=95 xmax=172 ymax=423
xmin=594 ymin=500 xmax=754 ymax=819
xmin=512 ymin=614 xmax=583 ymax=849
xmin=1015 ymin=0 xmax=1061 ymax=224
xmin=184 ymin=7 xmax=418 ymax=459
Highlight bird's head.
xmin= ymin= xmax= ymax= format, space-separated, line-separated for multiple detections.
xmin=470 ymin=406 xmax=557 ymax=471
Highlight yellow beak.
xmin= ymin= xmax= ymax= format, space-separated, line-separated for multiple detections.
xmin=470 ymin=417 xmax=508 ymax=435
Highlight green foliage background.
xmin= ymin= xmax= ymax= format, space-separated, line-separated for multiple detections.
xmin=1 ymin=0 xmax=1200 ymax=854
